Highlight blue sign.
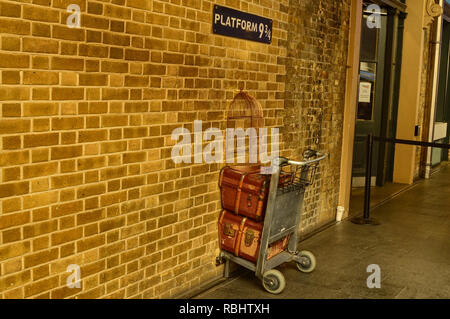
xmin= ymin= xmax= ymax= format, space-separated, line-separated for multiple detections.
xmin=213 ymin=5 xmax=272 ymax=44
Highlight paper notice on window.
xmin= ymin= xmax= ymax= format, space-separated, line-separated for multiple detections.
xmin=359 ymin=82 xmax=372 ymax=103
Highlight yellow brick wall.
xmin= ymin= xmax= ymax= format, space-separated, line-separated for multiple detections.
xmin=281 ymin=0 xmax=350 ymax=231
xmin=0 ymin=0 xmax=289 ymax=298
xmin=0 ymin=0 xmax=351 ymax=299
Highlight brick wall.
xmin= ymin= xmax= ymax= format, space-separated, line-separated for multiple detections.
xmin=0 ymin=0 xmax=349 ymax=299
xmin=280 ymin=0 xmax=350 ymax=231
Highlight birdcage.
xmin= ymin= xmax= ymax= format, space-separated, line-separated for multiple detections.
xmin=226 ymin=91 xmax=264 ymax=171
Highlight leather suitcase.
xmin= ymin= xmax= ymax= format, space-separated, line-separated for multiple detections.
xmin=218 ymin=211 xmax=290 ymax=263
xmin=219 ymin=167 xmax=293 ymax=221
xmin=219 ymin=166 xmax=270 ymax=221
xmin=218 ymin=210 xmax=246 ymax=256
xmin=238 ymin=215 xmax=263 ymax=262
xmin=267 ymin=235 xmax=290 ymax=260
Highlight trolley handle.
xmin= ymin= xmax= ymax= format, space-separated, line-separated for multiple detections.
xmin=286 ymin=152 xmax=328 ymax=166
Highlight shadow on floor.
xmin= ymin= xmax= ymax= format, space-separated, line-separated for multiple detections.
xmin=196 ymin=165 xmax=450 ymax=299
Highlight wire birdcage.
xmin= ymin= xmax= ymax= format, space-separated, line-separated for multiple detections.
xmin=226 ymin=91 xmax=264 ymax=169
xmin=226 ymin=91 xmax=264 ymax=129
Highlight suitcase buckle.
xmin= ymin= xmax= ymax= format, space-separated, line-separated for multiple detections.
xmin=244 ymin=230 xmax=255 ymax=246
xmin=224 ymin=223 xmax=236 ymax=237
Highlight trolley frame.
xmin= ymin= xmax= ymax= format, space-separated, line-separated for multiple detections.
xmin=218 ymin=152 xmax=327 ymax=281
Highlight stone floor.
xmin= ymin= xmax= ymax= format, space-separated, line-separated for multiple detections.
xmin=349 ymin=182 xmax=412 ymax=215
xmin=196 ymin=165 xmax=450 ymax=299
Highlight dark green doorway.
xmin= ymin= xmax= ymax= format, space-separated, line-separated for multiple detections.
xmin=352 ymin=3 xmax=388 ymax=187
xmin=352 ymin=2 xmax=405 ymax=188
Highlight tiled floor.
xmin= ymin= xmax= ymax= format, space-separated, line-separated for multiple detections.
xmin=349 ymin=182 xmax=412 ymax=216
xmin=196 ymin=165 xmax=450 ymax=299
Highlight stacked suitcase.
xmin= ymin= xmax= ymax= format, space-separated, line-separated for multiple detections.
xmin=218 ymin=166 xmax=291 ymax=263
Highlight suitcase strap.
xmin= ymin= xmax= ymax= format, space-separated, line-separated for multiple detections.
xmin=234 ymin=217 xmax=247 ymax=256
xmin=244 ymin=179 xmax=267 ymax=214
xmin=218 ymin=166 xmax=226 ymax=188
xmin=234 ymin=173 xmax=248 ymax=214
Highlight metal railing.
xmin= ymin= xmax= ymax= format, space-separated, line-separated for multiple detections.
xmin=351 ymin=134 xmax=450 ymax=225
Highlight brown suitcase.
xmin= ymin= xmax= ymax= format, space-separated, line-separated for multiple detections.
xmin=218 ymin=211 xmax=290 ymax=263
xmin=267 ymin=235 xmax=291 ymax=260
xmin=238 ymin=215 xmax=263 ymax=262
xmin=219 ymin=167 xmax=293 ymax=221
xmin=219 ymin=166 xmax=270 ymax=221
xmin=218 ymin=210 xmax=246 ymax=256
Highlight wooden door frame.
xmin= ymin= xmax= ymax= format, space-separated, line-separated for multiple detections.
xmin=338 ymin=0 xmax=363 ymax=219
xmin=338 ymin=0 xmax=407 ymax=217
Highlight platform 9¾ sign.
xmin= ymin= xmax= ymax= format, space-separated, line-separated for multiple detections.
xmin=212 ymin=5 xmax=273 ymax=44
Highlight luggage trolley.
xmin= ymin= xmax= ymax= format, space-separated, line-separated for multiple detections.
xmin=217 ymin=150 xmax=328 ymax=294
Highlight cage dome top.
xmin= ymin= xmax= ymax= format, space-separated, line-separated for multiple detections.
xmin=226 ymin=91 xmax=264 ymax=129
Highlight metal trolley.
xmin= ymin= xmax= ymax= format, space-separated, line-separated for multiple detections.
xmin=217 ymin=150 xmax=328 ymax=294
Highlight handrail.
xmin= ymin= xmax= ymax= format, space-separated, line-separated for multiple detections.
xmin=374 ymin=136 xmax=450 ymax=149
xmin=352 ymin=134 xmax=450 ymax=226
xmin=287 ymin=153 xmax=328 ymax=166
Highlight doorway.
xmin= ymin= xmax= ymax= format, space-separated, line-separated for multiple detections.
xmin=349 ymin=1 xmax=408 ymax=214
xmin=352 ymin=2 xmax=404 ymax=188
xmin=352 ymin=3 xmax=388 ymax=187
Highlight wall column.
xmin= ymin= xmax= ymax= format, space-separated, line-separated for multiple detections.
xmin=424 ymin=0 xmax=444 ymax=179
xmin=393 ymin=0 xmax=442 ymax=184
xmin=338 ymin=0 xmax=363 ymax=218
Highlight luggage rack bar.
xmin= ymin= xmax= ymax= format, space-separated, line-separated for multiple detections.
xmin=220 ymin=251 xmax=256 ymax=276
xmin=263 ymin=251 xmax=293 ymax=272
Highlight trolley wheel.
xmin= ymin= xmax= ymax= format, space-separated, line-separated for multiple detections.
xmin=296 ymin=250 xmax=316 ymax=273
xmin=262 ymin=269 xmax=286 ymax=294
